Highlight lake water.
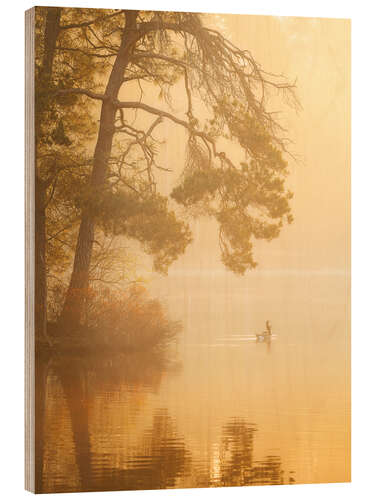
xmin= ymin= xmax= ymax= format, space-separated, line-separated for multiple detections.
xmin=35 ymin=271 xmax=350 ymax=492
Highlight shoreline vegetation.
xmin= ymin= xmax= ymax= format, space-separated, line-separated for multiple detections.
xmin=38 ymin=284 xmax=182 ymax=357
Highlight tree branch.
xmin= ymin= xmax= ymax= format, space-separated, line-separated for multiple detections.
xmin=115 ymin=100 xmax=239 ymax=170
xmin=59 ymin=10 xmax=123 ymax=30
xmin=46 ymin=88 xmax=106 ymax=100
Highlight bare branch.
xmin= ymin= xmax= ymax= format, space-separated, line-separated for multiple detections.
xmin=45 ymin=87 xmax=106 ymax=100
xmin=115 ymin=100 xmax=237 ymax=169
xmin=59 ymin=10 xmax=123 ymax=30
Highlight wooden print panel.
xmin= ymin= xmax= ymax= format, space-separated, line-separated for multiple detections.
xmin=25 ymin=7 xmax=350 ymax=493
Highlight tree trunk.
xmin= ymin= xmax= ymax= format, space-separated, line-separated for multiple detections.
xmin=60 ymin=11 xmax=139 ymax=328
xmin=35 ymin=7 xmax=61 ymax=344
xmin=39 ymin=8 xmax=61 ymax=87
xmin=35 ymin=177 xmax=48 ymax=343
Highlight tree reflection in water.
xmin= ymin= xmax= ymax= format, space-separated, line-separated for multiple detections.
xmin=216 ymin=418 xmax=294 ymax=487
xmin=95 ymin=409 xmax=191 ymax=491
xmin=35 ymin=348 xmax=178 ymax=493
xmin=36 ymin=353 xmax=294 ymax=492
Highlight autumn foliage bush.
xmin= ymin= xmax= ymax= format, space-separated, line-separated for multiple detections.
xmin=48 ymin=284 xmax=181 ymax=352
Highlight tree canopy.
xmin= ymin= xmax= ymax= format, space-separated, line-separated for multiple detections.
xmin=34 ymin=8 xmax=299 ymax=327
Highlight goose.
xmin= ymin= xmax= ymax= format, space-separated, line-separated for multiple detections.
xmin=256 ymin=321 xmax=272 ymax=342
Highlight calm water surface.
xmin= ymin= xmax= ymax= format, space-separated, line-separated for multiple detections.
xmin=36 ymin=272 xmax=350 ymax=492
